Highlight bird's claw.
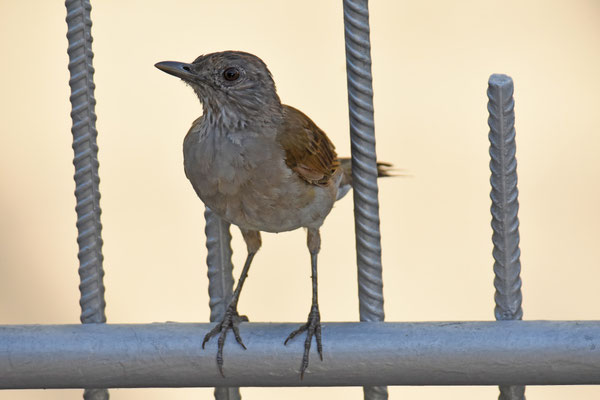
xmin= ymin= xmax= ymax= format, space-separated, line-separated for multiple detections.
xmin=202 ymin=305 xmax=248 ymax=377
xmin=284 ymin=305 xmax=322 ymax=379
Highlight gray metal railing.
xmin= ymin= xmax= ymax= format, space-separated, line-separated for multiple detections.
xmin=2 ymin=322 xmax=600 ymax=388
xmin=65 ymin=0 xmax=108 ymax=399
xmin=488 ymin=74 xmax=525 ymax=400
xmin=342 ymin=1 xmax=387 ymax=398
xmin=204 ymin=208 xmax=241 ymax=400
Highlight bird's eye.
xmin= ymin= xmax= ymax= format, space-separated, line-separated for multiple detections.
xmin=223 ymin=67 xmax=240 ymax=81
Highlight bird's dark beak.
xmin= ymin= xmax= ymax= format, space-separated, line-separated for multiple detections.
xmin=155 ymin=61 xmax=196 ymax=81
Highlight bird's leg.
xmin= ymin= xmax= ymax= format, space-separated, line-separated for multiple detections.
xmin=203 ymin=229 xmax=261 ymax=377
xmin=285 ymin=227 xmax=323 ymax=379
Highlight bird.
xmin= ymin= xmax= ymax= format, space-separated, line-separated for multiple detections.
xmin=155 ymin=51 xmax=391 ymax=378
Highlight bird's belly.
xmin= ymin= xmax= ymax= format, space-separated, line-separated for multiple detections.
xmin=204 ymin=182 xmax=334 ymax=232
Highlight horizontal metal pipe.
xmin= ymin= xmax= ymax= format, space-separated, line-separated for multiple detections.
xmin=1 ymin=321 xmax=600 ymax=388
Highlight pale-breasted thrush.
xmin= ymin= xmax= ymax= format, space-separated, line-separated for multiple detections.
xmin=155 ymin=51 xmax=390 ymax=378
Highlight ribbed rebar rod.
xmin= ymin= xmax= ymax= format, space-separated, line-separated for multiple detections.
xmin=65 ymin=1 xmax=107 ymax=399
xmin=204 ymin=208 xmax=241 ymax=400
xmin=487 ymin=74 xmax=525 ymax=400
xmin=3 ymin=321 xmax=600 ymax=388
xmin=342 ymin=1 xmax=386 ymax=398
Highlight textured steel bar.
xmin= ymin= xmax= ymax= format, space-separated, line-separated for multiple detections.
xmin=498 ymin=386 xmax=526 ymax=400
xmin=65 ymin=0 xmax=106 ymax=325
xmin=2 ymin=321 xmax=600 ymax=388
xmin=342 ymin=1 xmax=386 ymax=398
xmin=487 ymin=74 xmax=525 ymax=400
xmin=65 ymin=1 xmax=108 ymax=399
xmin=204 ymin=208 xmax=241 ymax=400
xmin=487 ymin=75 xmax=523 ymax=322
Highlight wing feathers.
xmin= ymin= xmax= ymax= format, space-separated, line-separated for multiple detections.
xmin=277 ymin=105 xmax=339 ymax=186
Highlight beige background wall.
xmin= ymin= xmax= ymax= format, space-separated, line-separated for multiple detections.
xmin=1 ymin=0 xmax=599 ymax=399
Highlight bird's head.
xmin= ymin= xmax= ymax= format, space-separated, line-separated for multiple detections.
xmin=156 ymin=51 xmax=282 ymax=128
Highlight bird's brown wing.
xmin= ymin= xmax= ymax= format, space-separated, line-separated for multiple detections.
xmin=277 ymin=105 xmax=339 ymax=186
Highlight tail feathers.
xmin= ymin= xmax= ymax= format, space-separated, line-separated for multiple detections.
xmin=337 ymin=157 xmax=395 ymax=200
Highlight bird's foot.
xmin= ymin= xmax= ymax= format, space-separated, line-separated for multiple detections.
xmin=284 ymin=304 xmax=322 ymax=379
xmin=202 ymin=305 xmax=249 ymax=377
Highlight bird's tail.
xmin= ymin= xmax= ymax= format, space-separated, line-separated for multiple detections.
xmin=336 ymin=157 xmax=394 ymax=200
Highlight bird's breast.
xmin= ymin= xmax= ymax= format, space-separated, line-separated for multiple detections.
xmin=183 ymin=128 xmax=337 ymax=232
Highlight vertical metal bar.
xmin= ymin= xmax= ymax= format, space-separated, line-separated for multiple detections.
xmin=487 ymin=74 xmax=525 ymax=400
xmin=65 ymin=0 xmax=108 ymax=399
xmin=342 ymin=1 xmax=387 ymax=399
xmin=204 ymin=208 xmax=241 ymax=400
